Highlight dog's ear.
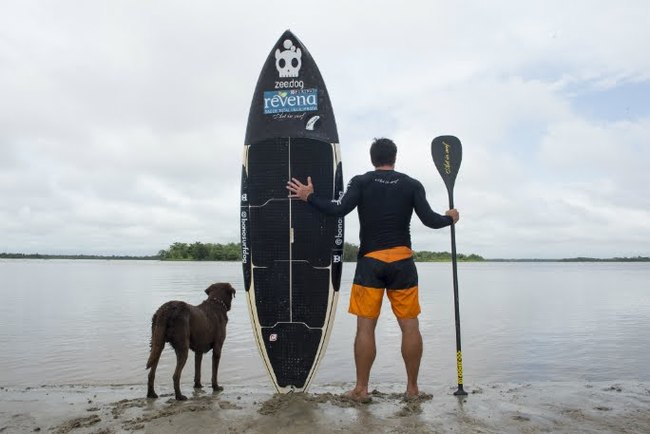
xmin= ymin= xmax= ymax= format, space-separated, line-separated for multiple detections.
xmin=205 ymin=283 xmax=219 ymax=296
xmin=220 ymin=284 xmax=235 ymax=310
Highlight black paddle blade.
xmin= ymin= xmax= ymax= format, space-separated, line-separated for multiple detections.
xmin=431 ymin=135 xmax=462 ymax=197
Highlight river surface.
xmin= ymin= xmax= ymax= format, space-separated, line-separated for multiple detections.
xmin=1 ymin=260 xmax=648 ymax=388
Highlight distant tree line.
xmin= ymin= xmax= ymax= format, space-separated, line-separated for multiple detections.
xmin=156 ymin=242 xmax=484 ymax=262
xmin=413 ymin=251 xmax=485 ymax=262
xmin=558 ymin=256 xmax=650 ymax=262
xmin=5 ymin=246 xmax=645 ymax=263
xmin=0 ymin=253 xmax=158 ymax=260
xmin=343 ymin=243 xmax=358 ymax=262
xmin=157 ymin=242 xmax=360 ymax=261
xmin=488 ymin=256 xmax=650 ymax=262
xmin=158 ymin=242 xmax=240 ymax=261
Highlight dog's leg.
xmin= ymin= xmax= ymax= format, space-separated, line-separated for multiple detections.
xmin=173 ymin=345 xmax=189 ymax=400
xmin=211 ymin=341 xmax=224 ymax=392
xmin=147 ymin=357 xmax=160 ymax=399
xmin=146 ymin=319 xmax=166 ymax=399
xmin=194 ymin=352 xmax=203 ymax=388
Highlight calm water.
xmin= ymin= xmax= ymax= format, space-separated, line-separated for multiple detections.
xmin=0 ymin=260 xmax=649 ymax=389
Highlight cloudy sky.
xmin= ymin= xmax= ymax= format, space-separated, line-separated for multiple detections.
xmin=1 ymin=1 xmax=649 ymax=259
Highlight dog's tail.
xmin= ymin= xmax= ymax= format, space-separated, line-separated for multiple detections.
xmin=146 ymin=310 xmax=167 ymax=370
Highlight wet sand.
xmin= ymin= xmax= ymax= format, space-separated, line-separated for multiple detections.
xmin=1 ymin=381 xmax=649 ymax=433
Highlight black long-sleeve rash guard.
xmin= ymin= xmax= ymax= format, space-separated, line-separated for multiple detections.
xmin=307 ymin=169 xmax=453 ymax=257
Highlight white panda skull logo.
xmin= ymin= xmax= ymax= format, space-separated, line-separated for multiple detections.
xmin=275 ymin=39 xmax=302 ymax=78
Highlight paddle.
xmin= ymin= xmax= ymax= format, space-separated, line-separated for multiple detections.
xmin=431 ymin=135 xmax=468 ymax=397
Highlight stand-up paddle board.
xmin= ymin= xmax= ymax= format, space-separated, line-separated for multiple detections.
xmin=241 ymin=30 xmax=344 ymax=393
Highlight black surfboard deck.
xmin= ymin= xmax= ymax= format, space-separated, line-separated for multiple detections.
xmin=241 ymin=30 xmax=344 ymax=393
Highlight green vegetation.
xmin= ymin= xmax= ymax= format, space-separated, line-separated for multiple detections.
xmin=157 ymin=242 xmax=361 ymax=262
xmin=343 ymin=242 xmax=358 ymax=262
xmin=158 ymin=242 xmax=240 ymax=261
xmin=157 ymin=242 xmax=485 ymax=262
xmin=487 ymin=256 xmax=650 ymax=262
xmin=0 ymin=253 xmax=158 ymax=260
xmin=414 ymin=251 xmax=485 ymax=262
xmin=559 ymin=256 xmax=650 ymax=262
xmin=2 ymin=244 xmax=647 ymax=262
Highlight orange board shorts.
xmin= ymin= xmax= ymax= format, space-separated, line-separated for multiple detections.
xmin=348 ymin=246 xmax=420 ymax=319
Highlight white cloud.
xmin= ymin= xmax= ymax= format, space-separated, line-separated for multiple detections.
xmin=1 ymin=0 xmax=649 ymax=258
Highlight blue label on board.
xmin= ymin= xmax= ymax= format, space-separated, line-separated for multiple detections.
xmin=263 ymin=89 xmax=318 ymax=114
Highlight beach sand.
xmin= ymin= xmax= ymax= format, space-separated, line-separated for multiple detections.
xmin=1 ymin=381 xmax=649 ymax=433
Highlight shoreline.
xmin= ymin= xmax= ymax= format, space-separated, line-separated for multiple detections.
xmin=2 ymin=381 xmax=649 ymax=433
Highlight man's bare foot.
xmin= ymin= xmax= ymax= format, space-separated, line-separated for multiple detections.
xmin=344 ymin=389 xmax=372 ymax=403
xmin=404 ymin=387 xmax=420 ymax=401
xmin=403 ymin=392 xmax=420 ymax=402
xmin=403 ymin=391 xmax=433 ymax=403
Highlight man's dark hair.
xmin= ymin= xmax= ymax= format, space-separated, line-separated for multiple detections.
xmin=370 ymin=138 xmax=397 ymax=167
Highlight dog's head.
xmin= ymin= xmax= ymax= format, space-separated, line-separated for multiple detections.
xmin=205 ymin=282 xmax=236 ymax=311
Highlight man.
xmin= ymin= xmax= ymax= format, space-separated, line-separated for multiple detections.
xmin=287 ymin=137 xmax=459 ymax=401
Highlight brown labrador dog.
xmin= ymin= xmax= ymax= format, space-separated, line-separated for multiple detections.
xmin=146 ymin=282 xmax=236 ymax=400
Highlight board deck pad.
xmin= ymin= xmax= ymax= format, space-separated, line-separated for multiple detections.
xmin=241 ymin=30 xmax=344 ymax=392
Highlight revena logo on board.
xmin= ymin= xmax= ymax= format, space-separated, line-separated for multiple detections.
xmin=263 ymin=89 xmax=318 ymax=114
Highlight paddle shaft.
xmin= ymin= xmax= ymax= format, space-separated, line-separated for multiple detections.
xmin=447 ymin=193 xmax=467 ymax=396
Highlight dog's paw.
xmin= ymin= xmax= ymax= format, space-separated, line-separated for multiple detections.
xmin=212 ymin=385 xmax=224 ymax=393
xmin=175 ymin=394 xmax=188 ymax=401
xmin=147 ymin=391 xmax=158 ymax=399
xmin=194 ymin=382 xmax=204 ymax=389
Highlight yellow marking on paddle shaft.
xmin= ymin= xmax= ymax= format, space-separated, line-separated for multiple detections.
xmin=456 ymin=351 xmax=464 ymax=385
xmin=443 ymin=141 xmax=452 ymax=175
